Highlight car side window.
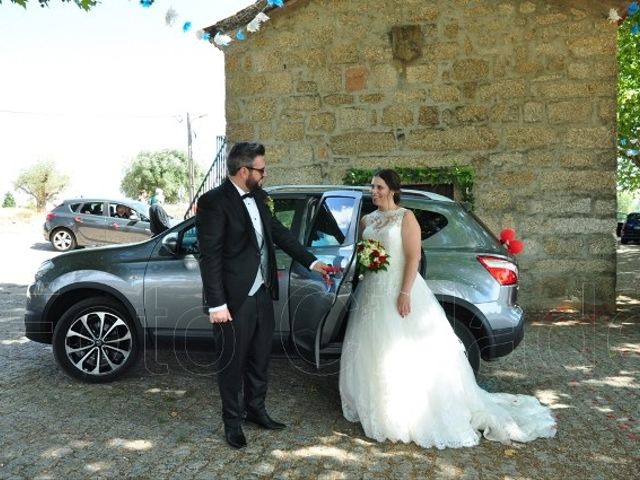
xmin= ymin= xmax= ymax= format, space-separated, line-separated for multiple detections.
xmin=359 ymin=200 xmax=447 ymax=241
xmin=273 ymin=197 xmax=306 ymax=237
xmin=307 ymin=196 xmax=355 ymax=247
xmin=411 ymin=209 xmax=448 ymax=241
xmin=179 ymin=225 xmax=199 ymax=255
xmin=79 ymin=202 xmax=104 ymax=216
xmin=69 ymin=202 xmax=82 ymax=212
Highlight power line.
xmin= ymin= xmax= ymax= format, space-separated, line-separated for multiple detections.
xmin=0 ymin=109 xmax=184 ymax=119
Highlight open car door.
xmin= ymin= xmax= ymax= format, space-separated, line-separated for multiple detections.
xmin=288 ymin=191 xmax=362 ymax=368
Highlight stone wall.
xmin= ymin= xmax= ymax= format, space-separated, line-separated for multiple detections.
xmin=222 ymin=0 xmax=618 ymax=312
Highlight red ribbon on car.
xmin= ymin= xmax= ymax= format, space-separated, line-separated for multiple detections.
xmin=499 ymin=228 xmax=524 ymax=255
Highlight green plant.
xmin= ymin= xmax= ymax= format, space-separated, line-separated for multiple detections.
xmin=617 ymin=15 xmax=640 ymax=191
xmin=3 ymin=0 xmax=98 ymax=10
xmin=120 ymin=149 xmax=203 ymax=204
xmin=2 ymin=192 xmax=16 ymax=208
xmin=343 ymin=166 xmax=475 ymax=208
xmin=14 ymin=160 xmax=69 ymax=211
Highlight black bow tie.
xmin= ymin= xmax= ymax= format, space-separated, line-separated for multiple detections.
xmin=241 ymin=191 xmax=255 ymax=199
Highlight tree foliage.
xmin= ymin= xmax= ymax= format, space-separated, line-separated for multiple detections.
xmin=2 ymin=192 xmax=16 ymax=208
xmin=3 ymin=0 xmax=98 ymax=10
xmin=14 ymin=160 xmax=69 ymax=211
xmin=617 ymin=19 xmax=640 ymax=191
xmin=120 ymin=149 xmax=202 ymax=204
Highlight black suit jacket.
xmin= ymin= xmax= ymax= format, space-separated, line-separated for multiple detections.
xmin=196 ymin=179 xmax=317 ymax=315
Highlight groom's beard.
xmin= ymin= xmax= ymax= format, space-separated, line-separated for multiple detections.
xmin=246 ymin=176 xmax=262 ymax=191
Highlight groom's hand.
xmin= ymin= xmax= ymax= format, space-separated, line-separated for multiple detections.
xmin=312 ymin=261 xmax=331 ymax=275
xmin=209 ymin=308 xmax=233 ymax=323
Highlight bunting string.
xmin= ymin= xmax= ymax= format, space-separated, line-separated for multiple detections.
xmin=609 ymin=2 xmax=640 ymax=35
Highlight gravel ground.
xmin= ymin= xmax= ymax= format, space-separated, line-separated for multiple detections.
xmin=1 ymin=218 xmax=638 ymax=479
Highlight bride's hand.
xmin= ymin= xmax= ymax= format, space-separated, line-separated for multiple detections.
xmin=397 ymin=291 xmax=411 ymax=318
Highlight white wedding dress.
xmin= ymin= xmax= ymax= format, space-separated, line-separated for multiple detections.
xmin=339 ymin=208 xmax=557 ymax=449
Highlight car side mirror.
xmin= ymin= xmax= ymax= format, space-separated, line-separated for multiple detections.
xmin=161 ymin=233 xmax=179 ymax=255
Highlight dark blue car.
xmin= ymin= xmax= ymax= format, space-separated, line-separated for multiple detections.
xmin=621 ymin=212 xmax=640 ymax=244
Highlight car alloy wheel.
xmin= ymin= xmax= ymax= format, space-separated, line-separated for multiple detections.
xmin=53 ymin=297 xmax=139 ymax=382
xmin=51 ymin=228 xmax=77 ymax=251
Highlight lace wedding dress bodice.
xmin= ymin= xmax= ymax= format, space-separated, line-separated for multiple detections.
xmin=360 ymin=207 xmax=407 ymax=287
xmin=339 ymin=208 xmax=556 ymax=449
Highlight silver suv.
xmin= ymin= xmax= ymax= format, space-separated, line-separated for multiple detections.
xmin=25 ymin=186 xmax=524 ymax=382
xmin=43 ymin=198 xmax=152 ymax=251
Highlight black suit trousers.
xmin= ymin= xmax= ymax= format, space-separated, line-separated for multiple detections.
xmin=213 ymin=285 xmax=274 ymax=427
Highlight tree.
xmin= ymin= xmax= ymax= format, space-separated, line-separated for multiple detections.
xmin=2 ymin=192 xmax=16 ymax=208
xmin=2 ymin=0 xmax=97 ymax=10
xmin=617 ymin=16 xmax=640 ymax=191
xmin=120 ymin=149 xmax=202 ymax=204
xmin=14 ymin=160 xmax=69 ymax=211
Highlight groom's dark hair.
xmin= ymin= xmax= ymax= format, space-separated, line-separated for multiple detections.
xmin=227 ymin=142 xmax=266 ymax=175
xmin=373 ymin=169 xmax=402 ymax=204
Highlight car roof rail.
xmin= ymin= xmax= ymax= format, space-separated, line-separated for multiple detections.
xmin=264 ymin=185 xmax=454 ymax=202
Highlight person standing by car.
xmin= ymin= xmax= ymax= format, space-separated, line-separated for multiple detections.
xmin=149 ymin=198 xmax=172 ymax=236
xmin=339 ymin=169 xmax=556 ymax=449
xmin=196 ymin=142 xmax=330 ymax=449
xmin=150 ymin=187 xmax=165 ymax=205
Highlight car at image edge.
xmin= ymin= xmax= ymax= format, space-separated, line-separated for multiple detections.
xmin=620 ymin=212 xmax=640 ymax=244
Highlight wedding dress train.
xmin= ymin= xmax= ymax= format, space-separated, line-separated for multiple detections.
xmin=339 ymin=208 xmax=557 ymax=449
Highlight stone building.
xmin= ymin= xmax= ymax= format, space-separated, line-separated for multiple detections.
xmin=205 ymin=0 xmax=619 ymax=312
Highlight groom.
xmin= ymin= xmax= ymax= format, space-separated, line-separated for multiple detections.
xmin=196 ymin=142 xmax=329 ymax=449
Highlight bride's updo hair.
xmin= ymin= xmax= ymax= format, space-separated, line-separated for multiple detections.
xmin=373 ymin=169 xmax=402 ymax=204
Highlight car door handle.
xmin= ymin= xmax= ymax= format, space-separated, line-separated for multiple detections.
xmin=110 ymin=223 xmax=120 ymax=229
xmin=74 ymin=216 xmax=84 ymax=223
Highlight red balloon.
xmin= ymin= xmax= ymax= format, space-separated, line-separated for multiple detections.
xmin=500 ymin=228 xmax=516 ymax=243
xmin=508 ymin=239 xmax=524 ymax=255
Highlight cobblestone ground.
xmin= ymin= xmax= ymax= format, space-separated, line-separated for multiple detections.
xmin=1 ymin=219 xmax=639 ymax=479
xmin=2 ymin=282 xmax=638 ymax=480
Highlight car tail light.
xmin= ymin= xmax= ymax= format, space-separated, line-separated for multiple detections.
xmin=477 ymin=255 xmax=518 ymax=286
xmin=45 ymin=212 xmax=56 ymax=221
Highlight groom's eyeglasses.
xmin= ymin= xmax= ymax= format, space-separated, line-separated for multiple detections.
xmin=246 ymin=166 xmax=266 ymax=175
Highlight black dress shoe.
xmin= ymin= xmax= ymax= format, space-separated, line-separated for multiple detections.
xmin=224 ymin=425 xmax=247 ymax=449
xmin=244 ymin=411 xmax=286 ymax=430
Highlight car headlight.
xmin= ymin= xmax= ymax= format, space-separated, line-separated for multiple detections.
xmin=34 ymin=260 xmax=54 ymax=281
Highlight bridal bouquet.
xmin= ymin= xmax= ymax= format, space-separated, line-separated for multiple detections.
xmin=356 ymin=239 xmax=390 ymax=274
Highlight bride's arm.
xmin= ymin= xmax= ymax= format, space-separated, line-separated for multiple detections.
xmin=398 ymin=210 xmax=421 ymax=317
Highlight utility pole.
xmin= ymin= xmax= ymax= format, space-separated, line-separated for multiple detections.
xmin=187 ymin=112 xmax=195 ymax=203
xmin=186 ymin=112 xmax=207 ymax=204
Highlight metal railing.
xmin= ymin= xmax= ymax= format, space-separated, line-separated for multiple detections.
xmin=184 ymin=135 xmax=227 ymax=219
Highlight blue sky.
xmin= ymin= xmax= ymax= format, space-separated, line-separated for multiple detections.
xmin=0 ymin=0 xmax=252 ymax=201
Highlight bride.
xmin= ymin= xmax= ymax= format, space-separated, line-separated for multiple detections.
xmin=339 ymin=169 xmax=557 ymax=449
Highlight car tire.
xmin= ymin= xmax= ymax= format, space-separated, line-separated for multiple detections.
xmin=447 ymin=314 xmax=481 ymax=376
xmin=51 ymin=228 xmax=77 ymax=252
xmin=52 ymin=296 xmax=140 ymax=383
